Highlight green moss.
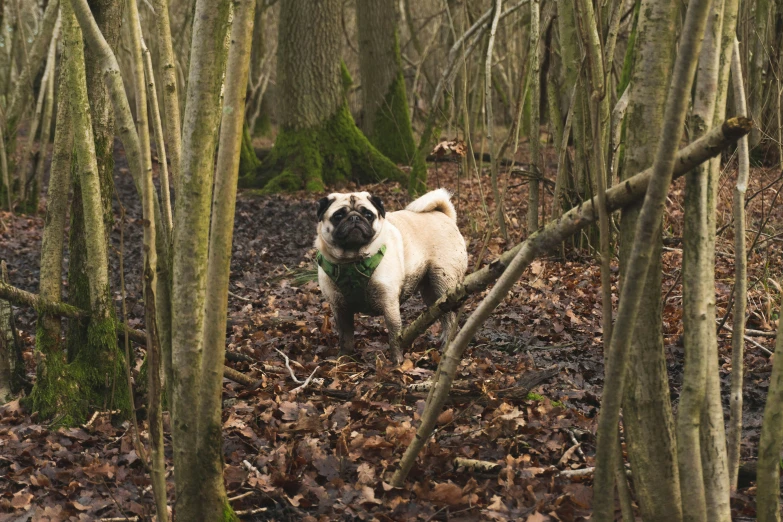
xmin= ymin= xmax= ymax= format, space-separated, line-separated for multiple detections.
xmin=222 ymin=499 xmax=240 ymax=522
xmin=29 ymin=324 xmax=85 ymax=425
xmin=241 ymin=103 xmax=407 ymax=192
xmin=340 ymin=60 xmax=354 ymax=94
xmin=526 ymin=392 xmax=545 ymax=401
xmin=30 ymin=311 xmax=130 ymax=425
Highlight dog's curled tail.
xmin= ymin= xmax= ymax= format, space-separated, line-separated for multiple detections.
xmin=405 ymin=188 xmax=457 ymax=221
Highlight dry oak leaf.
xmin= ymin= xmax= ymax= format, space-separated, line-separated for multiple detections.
xmin=429 ymin=482 xmax=466 ymax=506
xmin=11 ymin=489 xmax=34 ymax=509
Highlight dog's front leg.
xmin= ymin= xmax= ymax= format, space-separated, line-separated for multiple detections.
xmin=383 ymin=303 xmax=403 ymax=365
xmin=334 ymin=307 xmax=355 ymax=356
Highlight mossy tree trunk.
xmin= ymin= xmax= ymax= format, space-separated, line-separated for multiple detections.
xmin=618 ymin=0 xmax=683 ymax=520
xmin=240 ymin=0 xmax=406 ymax=193
xmin=29 ymin=40 xmax=74 ymax=418
xmin=66 ymin=0 xmax=122 ymax=363
xmin=170 ymin=0 xmax=238 ymax=517
xmin=356 ymin=0 xmax=425 ymax=182
xmin=31 ymin=0 xmax=128 ymax=425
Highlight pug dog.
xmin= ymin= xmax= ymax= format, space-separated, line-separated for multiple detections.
xmin=314 ymin=189 xmax=467 ymax=364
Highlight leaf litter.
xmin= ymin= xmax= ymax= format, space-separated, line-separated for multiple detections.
xmin=0 ymin=144 xmax=780 ymax=520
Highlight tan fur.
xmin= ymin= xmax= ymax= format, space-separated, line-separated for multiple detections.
xmin=315 ymin=190 xmax=467 ymax=363
xmin=404 ymin=187 xmax=457 ymax=221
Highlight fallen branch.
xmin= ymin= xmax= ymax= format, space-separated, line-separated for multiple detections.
xmin=400 ymin=117 xmax=753 ymax=348
xmin=223 ymin=366 xmax=260 ymax=388
xmin=0 ymin=280 xmax=262 ymax=388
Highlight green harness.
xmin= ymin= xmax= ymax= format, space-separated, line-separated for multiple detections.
xmin=315 ymin=245 xmax=387 ymax=309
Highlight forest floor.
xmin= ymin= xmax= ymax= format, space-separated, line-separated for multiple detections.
xmin=0 ymin=138 xmax=781 ymax=521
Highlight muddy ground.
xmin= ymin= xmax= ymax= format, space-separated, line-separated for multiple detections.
xmin=0 ymin=139 xmax=780 ymax=520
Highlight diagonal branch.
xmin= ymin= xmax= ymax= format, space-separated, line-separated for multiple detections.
xmin=400 ymin=117 xmax=752 ymax=349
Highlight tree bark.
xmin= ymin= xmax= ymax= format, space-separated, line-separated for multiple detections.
xmin=198 ymin=1 xmax=255 ymax=518
xmin=29 ymin=38 xmax=75 ymax=417
xmin=527 ymin=0 xmax=539 ymax=233
xmin=617 ymin=0 xmax=682 ymax=519
xmin=170 ymin=0 xmax=234 ymax=517
xmin=153 ymin=0 xmax=182 ymax=192
xmin=67 ymin=0 xmax=122 ymax=364
xmin=756 ymin=299 xmax=783 ymax=521
xmin=51 ymin=0 xmax=128 ymax=424
xmin=30 ymin=30 xmax=59 ymax=212
xmin=19 ymin=14 xmax=60 ymax=210
xmin=0 ymin=262 xmax=22 ymax=400
xmin=126 ymin=0 xmax=167 ymax=518
xmin=242 ymin=0 xmax=405 ymax=193
xmin=356 ymin=0 xmax=419 ymax=170
xmin=591 ymin=0 xmax=715 ymax=516
xmin=727 ymin=37 xmax=749 ymax=492
xmin=4 ymin=0 xmax=60 ymax=135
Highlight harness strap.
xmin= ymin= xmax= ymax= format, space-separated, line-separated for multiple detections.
xmin=315 ymin=246 xmax=386 ymax=306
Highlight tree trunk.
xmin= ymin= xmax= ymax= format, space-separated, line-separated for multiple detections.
xmin=527 ymin=0 xmax=540 ymax=233
xmin=356 ymin=0 xmax=419 ymax=171
xmin=29 ymin=41 xmax=74 ymax=418
xmin=170 ymin=0 xmax=235 ymax=517
xmin=240 ymin=0 xmax=406 ymax=192
xmin=40 ymin=0 xmax=129 ymax=425
xmin=756 ymin=299 xmax=783 ymax=521
xmin=153 ymin=0 xmax=182 ymax=192
xmin=679 ymin=4 xmax=724 ymax=518
xmin=0 ymin=262 xmax=23 ymax=400
xmin=618 ymin=0 xmax=683 ymax=519
xmin=66 ymin=0 xmax=122 ymax=364
xmin=29 ymin=31 xmax=59 ymax=213
xmin=727 ymin=37 xmax=749 ymax=491
xmin=699 ymin=0 xmax=739 ymax=516
xmin=591 ymin=0 xmax=715 ymax=516
xmin=198 ymin=0 xmax=255 ymax=518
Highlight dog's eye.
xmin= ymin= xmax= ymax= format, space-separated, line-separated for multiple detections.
xmin=333 ymin=210 xmax=346 ymax=220
xmin=362 ymin=209 xmax=374 ymax=219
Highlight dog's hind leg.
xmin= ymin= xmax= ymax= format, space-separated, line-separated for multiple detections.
xmin=420 ymin=276 xmax=459 ymax=349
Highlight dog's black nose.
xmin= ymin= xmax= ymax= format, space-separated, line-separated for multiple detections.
xmin=350 ymin=215 xmax=360 ymax=222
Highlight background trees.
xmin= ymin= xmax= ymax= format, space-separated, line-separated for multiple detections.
xmin=1 ymin=0 xmax=783 ymax=519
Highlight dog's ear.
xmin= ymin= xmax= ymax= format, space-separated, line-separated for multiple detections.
xmin=316 ymin=197 xmax=334 ymax=221
xmin=369 ymin=195 xmax=386 ymax=218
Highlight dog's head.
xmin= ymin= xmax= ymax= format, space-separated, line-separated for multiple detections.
xmin=316 ymin=192 xmax=385 ymax=251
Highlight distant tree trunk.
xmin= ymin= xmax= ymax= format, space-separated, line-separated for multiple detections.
xmin=66 ymin=0 xmax=122 ymax=364
xmin=28 ymin=29 xmax=59 ymax=212
xmin=0 ymin=262 xmax=23 ymax=400
xmin=1 ymin=0 xmax=60 ymax=209
xmin=556 ymin=0 xmax=587 ymax=224
xmin=618 ymin=0 xmax=683 ymax=520
xmin=240 ymin=0 xmax=406 ymax=192
xmin=527 ymin=0 xmax=540 ymax=233
xmin=356 ymin=0 xmax=420 ymax=177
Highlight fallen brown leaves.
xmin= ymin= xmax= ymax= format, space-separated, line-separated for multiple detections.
xmin=1 ymin=143 xmax=780 ymax=519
